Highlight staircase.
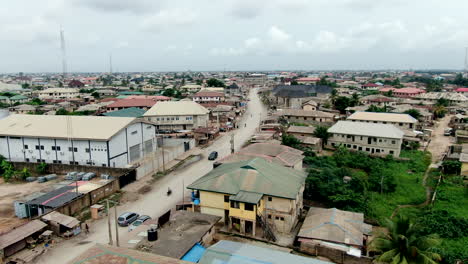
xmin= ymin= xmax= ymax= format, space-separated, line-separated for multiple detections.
xmin=256 ymin=214 xmax=276 ymax=242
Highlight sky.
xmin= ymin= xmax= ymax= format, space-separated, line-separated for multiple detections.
xmin=1 ymin=0 xmax=468 ymax=73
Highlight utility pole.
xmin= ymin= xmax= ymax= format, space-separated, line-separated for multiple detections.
xmin=161 ymin=135 xmax=166 ymax=173
xmin=230 ymin=134 xmax=235 ymax=154
xmin=106 ymin=200 xmax=113 ymax=246
xmin=114 ymin=203 xmax=119 ymax=247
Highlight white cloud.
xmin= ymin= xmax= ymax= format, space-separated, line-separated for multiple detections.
xmin=229 ymin=0 xmax=265 ymax=19
xmin=141 ymin=9 xmax=198 ymax=32
xmin=0 ymin=16 xmax=57 ymax=44
xmin=74 ymin=0 xmax=157 ymax=14
xmin=268 ymin=26 xmax=291 ymax=42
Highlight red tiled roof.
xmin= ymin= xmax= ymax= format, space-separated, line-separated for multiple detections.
xmin=379 ymin=87 xmax=396 ymax=92
xmin=126 ymin=95 xmax=171 ymax=101
xmin=100 ymin=98 xmax=121 ymax=102
xmin=455 ymin=87 xmax=468 ymax=92
xmin=106 ymin=99 xmax=156 ymax=108
xmin=394 ymin=88 xmax=425 ymax=93
xmin=297 ymin=77 xmax=320 ymax=82
xmin=363 ymin=83 xmax=379 ymax=87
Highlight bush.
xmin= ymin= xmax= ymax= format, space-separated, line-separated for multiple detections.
xmin=441 ymin=160 xmax=461 ymax=175
xmin=36 ymin=162 xmax=48 ymax=174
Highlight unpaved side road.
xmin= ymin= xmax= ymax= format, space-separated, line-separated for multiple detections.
xmin=34 ymin=88 xmax=267 ymax=264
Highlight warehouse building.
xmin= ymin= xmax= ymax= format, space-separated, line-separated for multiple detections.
xmin=0 ymin=115 xmax=157 ymax=168
xmin=143 ymin=101 xmax=209 ymax=131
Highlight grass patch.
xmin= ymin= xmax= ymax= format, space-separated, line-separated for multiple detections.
xmin=432 ymin=178 xmax=468 ymax=218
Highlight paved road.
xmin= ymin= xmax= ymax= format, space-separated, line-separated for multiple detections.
xmin=35 ymin=88 xmax=267 ymax=264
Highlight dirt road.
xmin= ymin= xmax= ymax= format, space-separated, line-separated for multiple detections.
xmin=34 ymin=88 xmax=267 ymax=264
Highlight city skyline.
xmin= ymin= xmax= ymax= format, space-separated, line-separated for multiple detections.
xmin=1 ymin=0 xmax=468 ymax=72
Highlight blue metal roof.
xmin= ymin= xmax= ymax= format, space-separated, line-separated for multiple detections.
xmin=181 ymin=243 xmax=205 ymax=263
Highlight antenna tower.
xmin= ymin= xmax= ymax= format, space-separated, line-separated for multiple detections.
xmin=60 ymin=27 xmax=68 ymax=80
xmin=465 ymin=47 xmax=468 ymax=74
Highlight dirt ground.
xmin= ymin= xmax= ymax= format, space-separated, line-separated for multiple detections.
xmin=426 ymin=115 xmax=452 ymax=163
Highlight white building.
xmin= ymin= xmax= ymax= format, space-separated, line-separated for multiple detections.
xmin=327 ymin=121 xmax=404 ymax=157
xmin=347 ymin=111 xmax=418 ymax=130
xmin=38 ymin=88 xmax=80 ymax=100
xmin=143 ymin=101 xmax=209 ymax=131
xmin=0 ymin=115 xmax=157 ymax=168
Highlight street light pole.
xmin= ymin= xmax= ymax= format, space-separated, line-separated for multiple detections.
xmin=106 ymin=200 xmax=113 ymax=246
xmin=114 ymin=202 xmax=120 ymax=247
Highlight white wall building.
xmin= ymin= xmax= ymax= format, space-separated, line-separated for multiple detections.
xmin=327 ymin=121 xmax=404 ymax=157
xmin=0 ymin=115 xmax=157 ymax=168
xmin=347 ymin=111 xmax=418 ymax=130
xmin=38 ymin=88 xmax=80 ymax=100
xmin=143 ymin=101 xmax=209 ymax=131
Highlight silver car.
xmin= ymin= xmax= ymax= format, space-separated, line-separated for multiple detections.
xmin=117 ymin=212 xmax=139 ymax=226
xmin=128 ymin=215 xmax=151 ymax=231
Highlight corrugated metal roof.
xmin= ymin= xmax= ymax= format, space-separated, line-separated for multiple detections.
xmin=298 ymin=207 xmax=371 ymax=247
xmin=187 ymin=158 xmax=306 ymax=200
xmin=347 ymin=111 xmax=417 ymax=123
xmin=328 ymin=121 xmax=404 ymax=139
xmin=103 ymin=107 xmax=146 ymax=117
xmin=287 ymin=125 xmax=316 ymax=134
xmin=199 ymin=240 xmax=332 ymax=264
xmin=41 ymin=211 xmax=80 ymax=228
xmin=0 ymin=220 xmax=47 ymax=249
xmin=0 ymin=114 xmax=144 ymax=140
xmin=279 ymin=109 xmax=334 ymax=118
xmin=230 ymin=191 xmax=263 ymax=204
xmin=144 ymin=101 xmax=209 ymax=116
xmin=272 ymin=85 xmax=333 ymax=98
xmin=26 ymin=186 xmax=82 ymax=208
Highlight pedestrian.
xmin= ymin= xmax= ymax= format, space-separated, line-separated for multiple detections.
xmin=85 ymin=223 xmax=89 ymax=234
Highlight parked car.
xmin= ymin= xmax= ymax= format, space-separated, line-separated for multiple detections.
xmin=117 ymin=212 xmax=139 ymax=226
xmin=128 ymin=215 xmax=151 ymax=231
xmin=208 ymin=151 xmax=218 ymax=160
xmin=444 ymin=128 xmax=453 ymax=136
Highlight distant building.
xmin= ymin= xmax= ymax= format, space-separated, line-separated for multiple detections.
xmin=272 ymin=85 xmax=332 ymax=109
xmin=277 ymin=109 xmax=335 ymax=126
xmin=68 ymin=80 xmax=85 ymax=88
xmin=143 ymin=101 xmax=209 ymax=131
xmin=379 ymin=87 xmax=425 ymax=98
xmin=244 ymin=73 xmax=267 ymax=87
xmin=0 ymin=115 xmax=157 ymax=167
xmin=188 ymin=158 xmax=306 ymax=235
xmin=225 ymin=83 xmax=240 ymax=95
xmin=105 ymin=98 xmax=156 ymax=112
xmin=38 ymin=88 xmax=79 ymax=100
xmin=302 ymin=100 xmax=318 ymax=111
xmin=102 ymin=107 xmax=146 ymax=118
xmin=191 ymin=90 xmax=225 ymax=104
xmin=347 ymin=111 xmax=418 ymax=130
xmin=296 ymin=77 xmax=320 ymax=85
xmin=327 ymin=121 xmax=404 ymax=157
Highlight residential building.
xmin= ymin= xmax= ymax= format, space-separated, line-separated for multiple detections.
xmin=415 ymin=92 xmax=468 ymax=104
xmin=225 ymin=83 xmax=240 ymax=95
xmin=143 ymin=101 xmax=209 ymax=131
xmin=191 ymin=90 xmax=225 ymax=104
xmin=244 ymin=73 xmax=267 ymax=87
xmin=361 ymin=83 xmax=380 ymax=90
xmin=0 ymin=220 xmax=47 ymax=259
xmin=38 ymin=88 xmax=80 ymax=100
xmin=180 ymin=84 xmax=202 ymax=92
xmin=379 ymin=87 xmax=425 ymax=98
xmin=272 ymin=85 xmax=332 ymax=109
xmin=302 ymin=100 xmax=318 ymax=111
xmin=68 ymin=80 xmax=85 ymax=88
xmin=347 ymin=111 xmax=418 ymax=130
xmin=187 ymin=158 xmax=306 ymax=236
xmin=8 ymin=104 xmax=36 ymax=114
xmin=0 ymin=114 xmax=157 ymax=167
xmin=102 ymin=107 xmax=146 ymax=118
xmin=297 ymin=207 xmax=372 ymax=262
xmin=277 ymin=109 xmax=335 ymax=126
xmin=327 ymin=121 xmax=404 ymax=157
xmin=286 ymin=126 xmax=322 ymax=152
xmin=8 ymin=95 xmax=30 ymax=104
xmin=105 ymin=98 xmax=156 ymax=112
xmin=454 ymin=87 xmax=468 ymax=95
xmin=296 ymin=77 xmax=320 ymax=85
xmin=217 ymin=143 xmax=304 ymax=170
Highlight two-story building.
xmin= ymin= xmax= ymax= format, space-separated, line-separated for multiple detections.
xmin=277 ymin=109 xmax=335 ymax=126
xmin=38 ymin=88 xmax=80 ymax=100
xmin=327 ymin=121 xmax=404 ymax=157
xmin=0 ymin=114 xmax=157 ymax=167
xmin=187 ymin=158 xmax=306 ymax=239
xmin=191 ymin=90 xmax=225 ymax=104
xmin=143 ymin=101 xmax=209 ymax=131
xmin=347 ymin=111 xmax=418 ymax=130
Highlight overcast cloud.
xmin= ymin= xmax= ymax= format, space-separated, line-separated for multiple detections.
xmin=1 ymin=0 xmax=468 ymax=72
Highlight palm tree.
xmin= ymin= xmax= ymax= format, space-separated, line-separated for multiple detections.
xmin=433 ymin=105 xmax=446 ymax=119
xmin=369 ymin=216 xmax=441 ymax=264
xmin=313 ymin=126 xmax=330 ymax=148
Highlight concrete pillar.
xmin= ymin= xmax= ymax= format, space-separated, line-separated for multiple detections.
xmin=253 ymin=221 xmax=256 ymax=236
xmin=240 ymin=220 xmax=245 ymax=235
xmin=228 ymin=217 xmax=232 ymax=232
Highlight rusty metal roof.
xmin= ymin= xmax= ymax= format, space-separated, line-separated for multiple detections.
xmin=0 ymin=220 xmax=47 ymax=249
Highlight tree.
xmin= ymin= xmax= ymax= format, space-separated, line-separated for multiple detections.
xmin=313 ymin=126 xmax=330 ymax=147
xmin=330 ymin=89 xmax=338 ymax=104
xmin=206 ymin=78 xmax=225 ymax=87
xmin=36 ymin=162 xmax=48 ymax=174
xmin=433 ymin=105 xmax=447 ymax=119
xmin=334 ymin=96 xmax=355 ymax=113
xmin=91 ymin=91 xmax=100 ymax=99
xmin=367 ymin=104 xmax=387 ymax=112
xmin=58 ymin=81 xmax=63 ymax=88
xmin=370 ymin=216 xmax=441 ymax=264
xmin=1 ymin=160 xmax=15 ymax=182
xmin=17 ymin=168 xmax=30 ymax=181
xmin=291 ymin=80 xmax=299 ymax=85
xmin=404 ymin=109 xmax=421 ymax=120
xmin=441 ymin=160 xmax=461 ymax=174
xmin=21 ymin=83 xmax=30 ymax=89
xmin=56 ymin=108 xmax=69 ymax=115
xmin=281 ymin=134 xmax=301 ymax=148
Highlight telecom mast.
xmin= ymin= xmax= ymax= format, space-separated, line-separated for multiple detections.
xmin=109 ymin=53 xmax=113 ymax=75
xmin=60 ymin=27 xmax=68 ymax=80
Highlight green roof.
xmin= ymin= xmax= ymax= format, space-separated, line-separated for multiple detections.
xmin=102 ymin=107 xmax=146 ymax=117
xmin=116 ymin=95 xmax=129 ymax=99
xmin=9 ymin=95 xmax=28 ymax=100
xmin=187 ymin=158 xmax=306 ymax=200
xmin=0 ymin=96 xmax=8 ymax=100
xmin=119 ymin=91 xmax=144 ymax=95
xmin=230 ymin=191 xmax=263 ymax=204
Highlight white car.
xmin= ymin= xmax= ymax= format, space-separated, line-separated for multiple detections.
xmin=128 ymin=215 xmax=151 ymax=231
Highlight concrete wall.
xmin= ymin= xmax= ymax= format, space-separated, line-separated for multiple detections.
xmin=328 ymin=133 xmax=402 ymax=157
xmin=299 ymin=242 xmax=372 ymax=264
xmin=348 ymin=119 xmax=415 ymax=130
xmin=283 ymin=115 xmax=334 ymax=126
xmin=11 ymin=162 xmax=132 ymax=177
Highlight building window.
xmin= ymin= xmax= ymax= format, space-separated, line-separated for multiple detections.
xmin=280 ymin=217 xmax=284 ymax=221
xmin=224 ymin=195 xmax=230 ymax=203
xmin=275 ymin=216 xmax=279 ymax=220
xmin=366 ymin=148 xmax=370 ymax=151
xmin=399 ymin=123 xmax=403 ymax=126
xmin=25 ymin=158 xmax=29 ymax=162
xmin=24 ymin=145 xmax=28 ymax=149
xmin=131 ymin=131 xmax=138 ymax=135
xmin=268 ymin=196 xmax=272 ymax=202
xmin=391 ymin=140 xmax=396 ymax=144
xmin=230 ymin=201 xmax=240 ymax=209
xmin=68 ymin=147 xmax=78 ymax=152
xmin=85 ymin=148 xmax=90 ymax=153
xmin=268 ymin=214 xmax=272 ymax=219
xmin=37 ymin=159 xmax=41 ymax=163
xmin=376 ymin=149 xmax=381 ymax=153
xmin=244 ymin=203 xmax=254 ymax=211
xmin=390 ymin=150 xmax=394 ymax=154
xmin=102 ymin=164 xmax=107 ymax=167
xmin=379 ymin=139 xmax=382 ymax=142
xmin=35 ymin=145 xmax=40 ymax=150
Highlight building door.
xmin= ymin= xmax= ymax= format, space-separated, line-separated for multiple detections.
xmin=224 ymin=210 xmax=229 ymax=225
xmin=245 ymin=220 xmax=253 ymax=235
xmin=183 ymin=125 xmax=187 ymax=130
xmin=368 ymin=137 xmax=372 ymax=144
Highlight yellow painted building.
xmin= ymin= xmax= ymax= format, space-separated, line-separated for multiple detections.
xmin=187 ymin=158 xmax=306 ymax=238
